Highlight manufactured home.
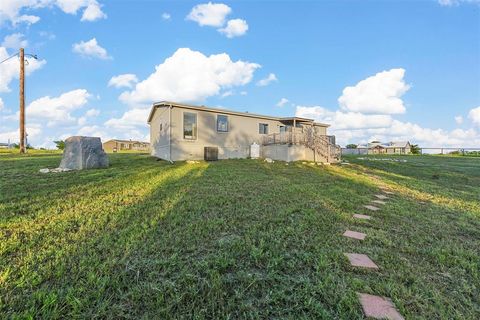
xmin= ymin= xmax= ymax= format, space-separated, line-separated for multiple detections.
xmin=342 ymin=141 xmax=412 ymax=155
xmin=148 ymin=101 xmax=340 ymax=163
xmin=102 ymin=139 xmax=150 ymax=152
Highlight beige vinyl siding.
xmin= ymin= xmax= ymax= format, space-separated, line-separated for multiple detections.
xmin=169 ymin=107 xmax=285 ymax=160
xmin=102 ymin=140 xmax=117 ymax=152
xmin=148 ymin=103 xmax=332 ymax=162
xmin=150 ymin=106 xmax=171 ymax=160
xmin=314 ymin=125 xmax=327 ymax=136
xmin=262 ymin=145 xmax=322 ymax=162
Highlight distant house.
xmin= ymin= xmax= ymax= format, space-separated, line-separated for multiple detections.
xmin=342 ymin=141 xmax=411 ymax=155
xmin=102 ymin=139 xmax=150 ymax=152
xmin=148 ymin=101 xmax=341 ymax=162
xmin=0 ymin=142 xmax=11 ymax=149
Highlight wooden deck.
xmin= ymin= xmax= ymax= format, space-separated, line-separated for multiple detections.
xmin=262 ymin=131 xmax=341 ymax=163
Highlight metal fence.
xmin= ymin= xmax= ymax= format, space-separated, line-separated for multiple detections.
xmin=418 ymin=148 xmax=480 ymax=155
xmin=342 ymin=147 xmax=480 ymax=155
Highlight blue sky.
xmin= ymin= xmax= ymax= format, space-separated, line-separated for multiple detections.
xmin=0 ymin=0 xmax=479 ymax=148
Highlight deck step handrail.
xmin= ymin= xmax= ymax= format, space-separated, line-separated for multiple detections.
xmin=262 ymin=132 xmax=341 ymax=162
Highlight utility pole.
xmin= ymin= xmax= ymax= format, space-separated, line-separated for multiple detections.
xmin=0 ymin=49 xmax=37 ymax=153
xmin=19 ymin=48 xmax=25 ymax=154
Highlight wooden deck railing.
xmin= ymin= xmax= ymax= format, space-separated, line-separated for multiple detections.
xmin=262 ymin=132 xmax=341 ymax=163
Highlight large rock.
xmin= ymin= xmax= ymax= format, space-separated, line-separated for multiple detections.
xmin=59 ymin=136 xmax=109 ymax=170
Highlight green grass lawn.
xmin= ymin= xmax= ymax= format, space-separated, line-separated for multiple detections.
xmin=1 ymin=152 xmax=479 ymax=319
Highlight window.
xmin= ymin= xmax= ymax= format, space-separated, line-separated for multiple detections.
xmin=160 ymin=123 xmax=163 ymax=132
xmin=217 ymin=115 xmax=228 ymax=132
xmin=259 ymin=123 xmax=269 ymax=134
xmin=183 ymin=112 xmax=197 ymax=140
xmin=279 ymin=126 xmax=286 ymax=133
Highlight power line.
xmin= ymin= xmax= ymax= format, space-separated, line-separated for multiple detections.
xmin=0 ymin=52 xmax=37 ymax=64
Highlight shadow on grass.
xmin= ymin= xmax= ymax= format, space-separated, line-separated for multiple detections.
xmin=1 ymin=161 xmax=206 ymax=317
xmin=0 ymin=154 xmax=163 ymax=223
xmin=335 ymin=157 xmax=480 ymax=219
xmin=1 ymin=158 xmax=479 ymax=318
xmin=1 ymin=160 xmax=377 ymax=319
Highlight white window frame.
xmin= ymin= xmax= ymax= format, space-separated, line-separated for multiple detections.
xmin=183 ymin=111 xmax=198 ymax=140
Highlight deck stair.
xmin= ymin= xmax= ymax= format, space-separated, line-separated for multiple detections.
xmin=262 ymin=130 xmax=341 ymax=163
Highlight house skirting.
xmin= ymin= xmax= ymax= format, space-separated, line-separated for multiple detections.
xmin=262 ymin=144 xmax=329 ymax=163
xmin=153 ymin=143 xmax=331 ymax=163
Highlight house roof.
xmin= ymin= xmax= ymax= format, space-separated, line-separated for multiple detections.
xmin=147 ymin=101 xmax=330 ymax=127
xmin=104 ymin=139 xmax=149 ymax=144
xmin=357 ymin=142 xmax=382 ymax=148
xmin=386 ymin=141 xmax=410 ymax=148
xmin=357 ymin=141 xmax=410 ymax=149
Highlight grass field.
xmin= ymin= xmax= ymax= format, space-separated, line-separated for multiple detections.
xmin=1 ymin=152 xmax=479 ymax=319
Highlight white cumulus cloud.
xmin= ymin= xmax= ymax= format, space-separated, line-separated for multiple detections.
xmin=162 ymin=12 xmax=171 ymax=20
xmin=455 ymin=115 xmax=463 ymax=125
xmin=0 ymin=124 xmax=42 ymax=144
xmin=468 ymin=106 xmax=480 ymax=126
xmin=187 ymin=2 xmax=231 ymax=27
xmin=77 ymin=125 xmax=109 ymax=139
xmin=55 ymin=0 xmax=89 ymax=14
xmin=0 ymin=97 xmax=4 ymax=110
xmin=72 ymin=38 xmax=111 ymax=60
xmin=119 ymin=48 xmax=260 ymax=105
xmin=338 ymin=68 xmax=410 ymax=114
xmin=0 ymin=46 xmax=46 ymax=93
xmin=2 ymin=33 xmax=28 ymax=49
xmin=219 ymin=19 xmax=248 ymax=38
xmin=438 ymin=0 xmax=480 ymax=6
xmin=296 ymin=104 xmax=480 ymax=148
xmin=296 ymin=106 xmax=393 ymax=130
xmin=0 ymin=0 xmax=106 ymax=26
xmin=221 ymin=90 xmax=233 ymax=98
xmin=26 ymin=89 xmax=91 ymax=126
xmin=108 ymin=74 xmax=138 ymax=88
xmin=256 ymin=73 xmax=278 ymax=86
xmin=77 ymin=108 xmax=100 ymax=125
xmin=81 ymin=1 xmax=107 ymax=21
xmin=105 ymin=108 xmax=150 ymax=130
xmin=367 ymin=120 xmax=480 ymax=148
xmin=85 ymin=108 xmax=100 ymax=117
xmin=276 ymin=98 xmax=289 ymax=107
xmin=0 ymin=0 xmax=41 ymax=26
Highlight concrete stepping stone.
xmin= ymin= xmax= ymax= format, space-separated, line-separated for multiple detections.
xmin=364 ymin=205 xmax=380 ymax=211
xmin=358 ymin=293 xmax=404 ymax=320
xmin=353 ymin=214 xmax=371 ymax=220
xmin=372 ymin=200 xmax=386 ymax=205
xmin=343 ymin=230 xmax=366 ymax=240
xmin=375 ymin=194 xmax=389 ymax=200
xmin=344 ymin=253 xmax=379 ymax=269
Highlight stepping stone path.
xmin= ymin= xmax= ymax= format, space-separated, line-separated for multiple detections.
xmin=343 ymin=230 xmax=366 ymax=240
xmin=358 ymin=293 xmax=404 ymax=320
xmin=344 ymin=253 xmax=379 ymax=269
xmin=344 ymin=187 xmax=404 ymax=318
xmin=353 ymin=214 xmax=371 ymax=220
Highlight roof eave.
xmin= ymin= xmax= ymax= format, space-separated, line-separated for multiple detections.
xmin=148 ymin=101 xmax=332 ymax=127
